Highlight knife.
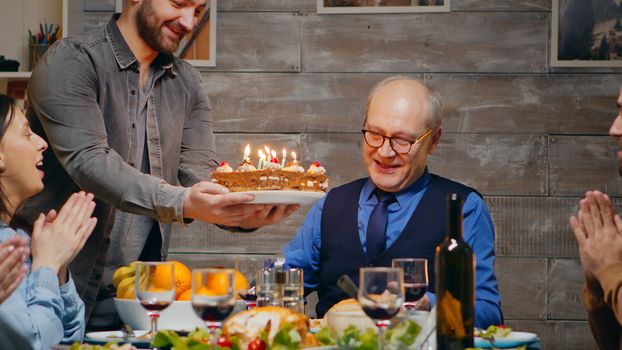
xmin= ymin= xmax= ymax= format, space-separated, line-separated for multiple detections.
xmin=337 ymin=274 xmax=359 ymax=299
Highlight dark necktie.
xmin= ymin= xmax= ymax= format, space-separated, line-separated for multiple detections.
xmin=366 ymin=189 xmax=397 ymax=260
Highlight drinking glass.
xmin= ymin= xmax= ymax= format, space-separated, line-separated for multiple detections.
xmin=235 ymin=256 xmax=262 ymax=309
xmin=135 ymin=261 xmax=176 ymax=338
xmin=191 ymin=268 xmax=236 ymax=348
xmin=357 ymin=267 xmax=404 ymax=350
xmin=281 ymin=268 xmax=304 ymax=314
xmin=392 ymin=258 xmax=429 ymax=309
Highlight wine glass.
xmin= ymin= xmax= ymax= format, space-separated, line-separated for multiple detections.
xmin=357 ymin=267 xmax=404 ymax=350
xmin=392 ymin=258 xmax=428 ymax=310
xmin=135 ymin=261 xmax=176 ymax=338
xmin=235 ymin=256 xmax=261 ymax=309
xmin=191 ymin=268 xmax=236 ymax=348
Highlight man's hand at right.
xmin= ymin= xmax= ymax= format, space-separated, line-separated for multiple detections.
xmin=183 ymin=181 xmax=266 ymax=227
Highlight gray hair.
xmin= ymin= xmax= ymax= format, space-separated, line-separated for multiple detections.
xmin=364 ymin=75 xmax=443 ymax=130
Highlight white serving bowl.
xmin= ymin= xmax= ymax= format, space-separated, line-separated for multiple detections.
xmin=114 ymin=298 xmax=205 ymax=331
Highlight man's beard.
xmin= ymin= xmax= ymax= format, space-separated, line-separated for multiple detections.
xmin=136 ymin=1 xmax=185 ymax=54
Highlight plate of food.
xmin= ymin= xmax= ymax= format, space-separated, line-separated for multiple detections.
xmin=84 ymin=330 xmax=150 ymax=347
xmin=474 ymin=325 xmax=538 ymax=349
xmin=240 ymin=190 xmax=326 ymax=205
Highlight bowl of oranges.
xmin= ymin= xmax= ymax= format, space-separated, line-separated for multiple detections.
xmin=113 ymin=261 xmax=248 ymax=331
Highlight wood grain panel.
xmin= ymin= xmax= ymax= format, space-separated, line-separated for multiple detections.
xmin=220 ymin=0 xmax=315 ymax=12
xmin=505 ymin=320 xmax=597 ymax=350
xmin=83 ymin=12 xmax=111 ymax=33
xmin=429 ymin=134 xmax=547 ymax=196
xmin=496 ymin=258 xmax=547 ymax=320
xmin=453 ymin=0 xmax=549 ymax=11
xmin=201 ymin=72 xmax=404 ymax=133
xmin=488 ymin=197 xmax=574 ymax=258
xmin=214 ymin=12 xmax=300 ymax=71
xmin=425 ymin=74 xmax=621 ymax=134
xmin=549 ymin=136 xmax=622 ymax=196
xmin=84 ymin=0 xmax=115 ymax=12
xmin=548 ymin=258 xmax=588 ymax=320
xmin=301 ymin=12 xmax=546 ymax=73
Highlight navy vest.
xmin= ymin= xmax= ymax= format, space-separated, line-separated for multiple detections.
xmin=316 ymin=174 xmax=479 ymax=317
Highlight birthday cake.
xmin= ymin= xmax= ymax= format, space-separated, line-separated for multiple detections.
xmin=211 ymin=145 xmax=329 ymax=192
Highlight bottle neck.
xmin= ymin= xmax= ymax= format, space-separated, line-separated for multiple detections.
xmin=447 ymin=195 xmax=463 ymax=240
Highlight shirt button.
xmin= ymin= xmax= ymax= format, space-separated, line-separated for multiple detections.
xmin=129 ymin=162 xmax=135 ymax=167
xmin=131 ymin=123 xmax=136 ymax=128
xmin=131 ymin=90 xmax=136 ymax=96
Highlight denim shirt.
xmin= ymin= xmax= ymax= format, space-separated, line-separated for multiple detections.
xmin=0 ymin=223 xmax=85 ymax=349
xmin=19 ymin=14 xmax=218 ymax=318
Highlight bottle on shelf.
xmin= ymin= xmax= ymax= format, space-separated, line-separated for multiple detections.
xmin=435 ymin=193 xmax=474 ymax=350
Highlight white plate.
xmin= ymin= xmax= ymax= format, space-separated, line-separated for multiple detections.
xmin=474 ymin=331 xmax=538 ymax=348
xmin=84 ymin=330 xmax=150 ymax=346
xmin=240 ymin=190 xmax=325 ymax=205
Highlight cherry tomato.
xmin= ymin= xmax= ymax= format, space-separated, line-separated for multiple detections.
xmin=497 ymin=325 xmax=506 ymax=329
xmin=217 ymin=335 xmax=232 ymax=347
xmin=248 ymin=338 xmax=266 ymax=350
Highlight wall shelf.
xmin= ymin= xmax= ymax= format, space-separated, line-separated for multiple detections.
xmin=0 ymin=72 xmax=32 ymax=79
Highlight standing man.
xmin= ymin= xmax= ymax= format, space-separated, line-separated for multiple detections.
xmin=283 ymin=76 xmax=502 ymax=328
xmin=20 ymin=0 xmax=297 ymax=330
xmin=570 ymin=84 xmax=622 ymax=350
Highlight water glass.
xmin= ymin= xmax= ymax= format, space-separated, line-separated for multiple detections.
xmin=281 ymin=268 xmax=304 ymax=314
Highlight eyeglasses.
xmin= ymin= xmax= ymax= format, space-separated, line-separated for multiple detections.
xmin=361 ymin=129 xmax=433 ymax=154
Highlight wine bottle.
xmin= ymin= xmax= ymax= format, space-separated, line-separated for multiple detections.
xmin=436 ymin=193 xmax=474 ymax=350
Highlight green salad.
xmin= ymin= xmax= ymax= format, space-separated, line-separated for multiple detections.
xmin=316 ymin=319 xmax=421 ymax=350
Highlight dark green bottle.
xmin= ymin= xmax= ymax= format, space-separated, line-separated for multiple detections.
xmin=436 ymin=193 xmax=474 ymax=350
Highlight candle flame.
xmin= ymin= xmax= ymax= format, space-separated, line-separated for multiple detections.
xmin=292 ymin=151 xmax=297 ymax=160
xmin=271 ymin=150 xmax=277 ymax=160
xmin=244 ymin=144 xmax=251 ymax=158
xmin=258 ymin=150 xmax=266 ymax=160
xmin=264 ymin=146 xmax=271 ymax=159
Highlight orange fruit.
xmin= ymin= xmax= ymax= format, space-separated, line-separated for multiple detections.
xmin=206 ymin=271 xmax=231 ymax=295
xmin=234 ymin=270 xmax=249 ymax=293
xmin=178 ymin=289 xmax=192 ymax=301
xmin=154 ymin=261 xmax=192 ymax=299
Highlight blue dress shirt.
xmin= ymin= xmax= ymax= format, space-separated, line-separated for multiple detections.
xmin=283 ymin=169 xmax=503 ymax=328
xmin=0 ymin=222 xmax=85 ymax=349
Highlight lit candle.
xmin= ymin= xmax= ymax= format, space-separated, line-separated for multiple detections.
xmin=281 ymin=148 xmax=287 ymax=167
xmin=257 ymin=150 xmax=265 ymax=169
xmin=243 ymin=144 xmax=251 ymax=163
xmin=271 ymin=150 xmax=277 ymax=165
xmin=291 ymin=151 xmax=298 ymax=164
xmin=263 ymin=146 xmax=271 ymax=161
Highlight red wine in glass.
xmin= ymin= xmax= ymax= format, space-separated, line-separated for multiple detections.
xmin=192 ymin=302 xmax=235 ymax=322
xmin=361 ymin=305 xmax=401 ymax=321
xmin=404 ymin=283 xmax=427 ymax=303
xmin=140 ymin=300 xmax=171 ymax=312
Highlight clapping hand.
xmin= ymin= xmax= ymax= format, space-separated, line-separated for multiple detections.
xmin=570 ymin=190 xmax=622 ymax=280
xmin=30 ymin=192 xmax=97 ymax=283
xmin=0 ymin=236 xmax=29 ymax=304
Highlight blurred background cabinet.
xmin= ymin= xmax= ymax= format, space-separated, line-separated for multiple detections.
xmin=0 ymin=0 xmax=83 ymax=102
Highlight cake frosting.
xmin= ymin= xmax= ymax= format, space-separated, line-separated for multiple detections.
xmin=212 ymin=160 xmax=328 ymax=192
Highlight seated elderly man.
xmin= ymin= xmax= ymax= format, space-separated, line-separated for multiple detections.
xmin=283 ymin=76 xmax=503 ymax=328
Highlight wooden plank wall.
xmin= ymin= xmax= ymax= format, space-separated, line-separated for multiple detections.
xmin=83 ymin=1 xmax=622 ymax=348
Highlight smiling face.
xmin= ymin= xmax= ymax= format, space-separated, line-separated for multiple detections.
xmin=609 ymin=85 xmax=622 ymax=176
xmin=136 ymin=0 xmax=207 ymax=54
xmin=363 ymin=79 xmax=441 ymax=193
xmin=0 ymin=108 xmax=48 ymax=212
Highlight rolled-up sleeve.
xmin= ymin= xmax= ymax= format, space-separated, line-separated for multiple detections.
xmin=59 ymin=272 xmax=85 ymax=343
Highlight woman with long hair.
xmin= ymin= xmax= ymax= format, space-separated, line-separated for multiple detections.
xmin=0 ymin=94 xmax=97 ymax=349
